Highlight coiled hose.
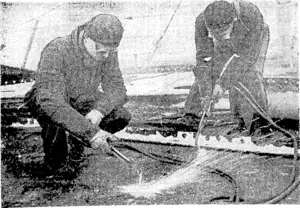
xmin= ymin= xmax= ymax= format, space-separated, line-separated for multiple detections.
xmin=233 ymin=82 xmax=299 ymax=204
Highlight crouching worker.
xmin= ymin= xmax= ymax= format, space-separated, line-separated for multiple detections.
xmin=24 ymin=14 xmax=131 ymax=178
xmin=183 ymin=0 xmax=270 ymax=136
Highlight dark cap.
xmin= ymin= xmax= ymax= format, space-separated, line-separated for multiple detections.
xmin=204 ymin=1 xmax=235 ymax=30
xmin=84 ymin=14 xmax=124 ymax=47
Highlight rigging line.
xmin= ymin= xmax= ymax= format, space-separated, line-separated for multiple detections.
xmin=1 ymin=3 xmax=65 ymax=34
xmin=21 ymin=20 xmax=39 ymax=70
xmin=142 ymin=0 xmax=182 ymax=70
xmin=153 ymin=0 xmax=182 ymax=49
xmin=144 ymin=74 xmax=190 ymax=95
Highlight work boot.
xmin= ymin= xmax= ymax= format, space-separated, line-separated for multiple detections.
xmin=225 ymin=118 xmax=248 ymax=138
xmin=68 ymin=136 xmax=85 ymax=163
xmin=250 ymin=127 xmax=274 ymax=146
xmin=44 ymin=160 xmax=83 ymax=180
xmin=226 ymin=126 xmax=248 ymax=139
xmin=248 ymin=113 xmax=271 ymax=135
xmin=41 ymin=126 xmax=87 ymax=180
xmin=41 ymin=123 xmax=69 ymax=175
xmin=47 ymin=136 xmax=88 ymax=180
xmin=44 ymin=148 xmax=87 ymax=180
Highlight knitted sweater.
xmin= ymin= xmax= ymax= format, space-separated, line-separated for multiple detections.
xmin=194 ymin=0 xmax=265 ymax=91
xmin=25 ymin=26 xmax=128 ymax=143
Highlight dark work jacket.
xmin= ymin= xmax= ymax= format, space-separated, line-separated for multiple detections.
xmin=25 ymin=26 xmax=128 ymax=143
xmin=194 ymin=0 xmax=265 ymax=92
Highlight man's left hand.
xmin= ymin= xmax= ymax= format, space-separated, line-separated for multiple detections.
xmin=212 ymin=84 xmax=224 ymax=102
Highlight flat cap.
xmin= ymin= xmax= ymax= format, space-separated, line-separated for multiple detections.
xmin=84 ymin=14 xmax=124 ymax=47
xmin=204 ymin=1 xmax=235 ymax=29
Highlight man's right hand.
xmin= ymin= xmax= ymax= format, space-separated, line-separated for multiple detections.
xmin=212 ymin=83 xmax=223 ymax=103
xmin=200 ymin=96 xmax=213 ymax=117
xmin=90 ymin=129 xmax=117 ymax=155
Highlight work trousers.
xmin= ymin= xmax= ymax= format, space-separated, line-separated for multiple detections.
xmin=38 ymin=107 xmax=131 ymax=169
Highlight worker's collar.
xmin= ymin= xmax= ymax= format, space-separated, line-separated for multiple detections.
xmin=78 ymin=30 xmax=101 ymax=67
xmin=207 ymin=28 xmax=231 ymax=40
xmin=206 ymin=17 xmax=237 ymax=41
xmin=79 ymin=30 xmax=91 ymax=58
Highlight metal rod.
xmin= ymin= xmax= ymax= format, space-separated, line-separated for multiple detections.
xmin=219 ymin=53 xmax=240 ymax=79
xmin=195 ymin=54 xmax=241 ymax=147
xmin=110 ymin=146 xmax=133 ymax=164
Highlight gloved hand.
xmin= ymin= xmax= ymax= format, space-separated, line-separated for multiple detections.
xmin=200 ymin=96 xmax=212 ymax=116
xmin=89 ymin=129 xmax=118 ymax=155
xmin=85 ymin=109 xmax=104 ymax=126
xmin=212 ymin=83 xmax=224 ymax=102
xmin=200 ymin=96 xmax=210 ymax=109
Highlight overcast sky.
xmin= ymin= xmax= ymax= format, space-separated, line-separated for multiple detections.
xmin=1 ymin=0 xmax=298 ymax=73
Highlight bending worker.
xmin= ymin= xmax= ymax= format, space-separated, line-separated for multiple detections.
xmin=25 ymin=14 xmax=131 ymax=178
xmin=183 ymin=0 xmax=270 ymax=136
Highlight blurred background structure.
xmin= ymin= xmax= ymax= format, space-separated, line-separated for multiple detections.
xmin=0 ymin=0 xmax=298 ymax=75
